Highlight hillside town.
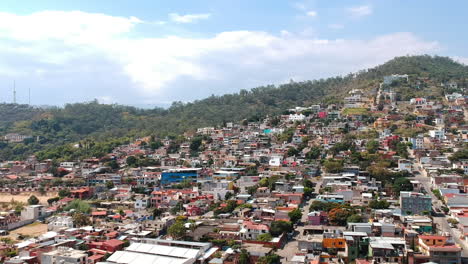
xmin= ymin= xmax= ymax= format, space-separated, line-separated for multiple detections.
xmin=0 ymin=75 xmax=466 ymax=264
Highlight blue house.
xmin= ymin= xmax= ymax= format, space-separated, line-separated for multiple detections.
xmin=160 ymin=168 xmax=201 ymax=185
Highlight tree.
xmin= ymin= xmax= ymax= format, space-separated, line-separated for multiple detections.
xmin=58 ymin=189 xmax=71 ymax=198
xmin=152 ymin=208 xmax=163 ymax=218
xmin=38 ymin=186 xmax=46 ymax=195
xmin=106 ymin=160 xmax=119 ymax=170
xmin=72 ymin=212 xmax=91 ymax=227
xmin=347 ymin=214 xmax=363 ymax=223
xmin=47 ymin=197 xmax=60 ymax=205
xmin=309 ymin=201 xmax=341 ymax=212
xmin=270 ymin=221 xmax=293 ymax=236
xmin=288 ymin=209 xmax=302 ymax=224
xmin=126 ymin=156 xmax=138 ymax=167
xmin=78 ymin=243 xmax=89 ymax=250
xmin=392 ymin=177 xmax=413 ymax=194
xmin=257 ymin=254 xmax=281 ymax=264
xmin=168 ymin=221 xmax=186 ymax=240
xmin=328 ymin=208 xmax=351 ymax=226
xmin=170 ymin=201 xmax=184 ymax=215
xmin=257 ymin=233 xmax=272 ymax=242
xmin=306 ymin=146 xmax=321 ymax=160
xmin=224 ymin=192 xmax=233 ymax=200
xmin=369 ymin=200 xmax=390 ymax=209
xmin=303 ymin=187 xmax=313 ymax=198
xmin=323 ymin=159 xmax=344 ymax=173
xmin=64 ymin=199 xmax=91 ymax=213
xmin=239 ymin=249 xmax=250 ymax=264
xmin=27 ymin=195 xmax=39 ymax=205
xmin=366 ymin=140 xmax=379 ymax=154
xmin=149 ymin=139 xmax=163 ymax=150
xmin=190 ymin=137 xmax=203 ymax=151
xmin=287 ymin=147 xmax=299 ymax=157
xmin=396 ymin=142 xmax=409 ymax=158
xmin=449 ymin=149 xmax=468 ymax=162
xmin=448 ymin=218 xmax=459 ymax=225
xmin=106 ymin=180 xmax=115 ymax=190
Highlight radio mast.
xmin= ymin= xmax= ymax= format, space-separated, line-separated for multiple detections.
xmin=13 ymin=80 xmax=16 ymax=104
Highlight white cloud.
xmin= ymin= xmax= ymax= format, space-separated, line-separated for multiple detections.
xmin=0 ymin=11 xmax=440 ymax=105
xmin=168 ymin=13 xmax=211 ymax=24
xmin=306 ymin=11 xmax=317 ymax=17
xmin=348 ymin=5 xmax=373 ymax=18
xmin=454 ymin=57 xmax=468 ymax=65
xmin=329 ymin=24 xmax=344 ymax=29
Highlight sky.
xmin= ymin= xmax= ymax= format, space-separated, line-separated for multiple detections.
xmin=0 ymin=0 xmax=466 ymax=108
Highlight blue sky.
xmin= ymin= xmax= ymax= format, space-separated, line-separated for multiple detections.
xmin=0 ymin=0 xmax=466 ymax=107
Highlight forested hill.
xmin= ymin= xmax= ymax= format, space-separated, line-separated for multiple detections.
xmin=0 ymin=55 xmax=466 ymax=161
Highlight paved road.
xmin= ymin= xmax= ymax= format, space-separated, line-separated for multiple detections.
xmin=412 ymin=160 xmax=468 ymax=257
xmin=277 ymin=177 xmax=323 ymax=263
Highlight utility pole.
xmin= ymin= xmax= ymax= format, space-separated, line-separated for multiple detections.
xmin=28 ymin=87 xmax=31 ymax=105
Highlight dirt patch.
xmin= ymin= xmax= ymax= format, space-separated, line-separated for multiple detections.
xmin=4 ymin=222 xmax=48 ymax=241
xmin=0 ymin=192 xmax=58 ymax=205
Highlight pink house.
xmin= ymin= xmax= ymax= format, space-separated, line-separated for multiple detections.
xmin=307 ymin=211 xmax=328 ymax=225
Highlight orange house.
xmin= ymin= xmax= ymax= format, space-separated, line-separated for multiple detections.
xmin=322 ymin=237 xmax=346 ymax=250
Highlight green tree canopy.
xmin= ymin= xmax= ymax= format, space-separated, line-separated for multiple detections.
xmin=168 ymin=221 xmax=187 ymax=240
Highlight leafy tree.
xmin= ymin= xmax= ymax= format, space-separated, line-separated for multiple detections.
xmin=449 ymin=149 xmax=468 ymax=162
xmin=328 ymin=208 xmax=351 ymax=226
xmin=78 ymin=243 xmax=89 ymax=250
xmin=257 ymin=254 xmax=281 ymax=264
xmin=257 ymin=233 xmax=273 ymax=242
xmin=152 ymin=208 xmax=163 ymax=218
xmin=58 ymin=189 xmax=71 ymax=198
xmin=126 ymin=156 xmax=138 ymax=167
xmin=168 ymin=221 xmax=186 ymax=240
xmin=288 ymin=209 xmax=302 ymax=224
xmin=239 ymin=249 xmax=250 ymax=264
xmin=270 ymin=221 xmax=293 ymax=236
xmin=149 ymin=140 xmax=163 ymax=150
xmin=106 ymin=181 xmax=115 ymax=190
xmin=396 ymin=142 xmax=409 ymax=158
xmin=366 ymin=140 xmax=380 ymax=154
xmin=72 ymin=213 xmax=91 ymax=227
xmin=190 ymin=136 xmax=203 ymax=151
xmin=347 ymin=214 xmax=363 ymax=223
xmin=38 ymin=186 xmax=46 ymax=195
xmin=369 ymin=200 xmax=390 ymax=209
xmin=170 ymin=201 xmax=184 ymax=215
xmin=309 ymin=201 xmax=341 ymax=212
xmin=47 ymin=197 xmax=60 ymax=205
xmin=303 ymin=187 xmax=313 ymax=198
xmin=224 ymin=192 xmax=233 ymax=200
xmin=306 ymin=146 xmax=321 ymax=160
xmin=323 ymin=159 xmax=344 ymax=173
xmin=287 ymin=147 xmax=299 ymax=157
xmin=392 ymin=177 xmax=413 ymax=194
xmin=106 ymin=160 xmax=119 ymax=170
xmin=27 ymin=195 xmax=39 ymax=205
xmin=64 ymin=199 xmax=91 ymax=213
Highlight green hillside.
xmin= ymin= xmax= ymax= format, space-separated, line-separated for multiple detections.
xmin=0 ymin=55 xmax=466 ymax=161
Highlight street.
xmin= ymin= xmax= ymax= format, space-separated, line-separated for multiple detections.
xmin=277 ymin=177 xmax=323 ymax=263
xmin=413 ymin=160 xmax=468 ymax=257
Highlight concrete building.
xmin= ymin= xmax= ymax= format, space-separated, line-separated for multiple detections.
xmin=160 ymin=168 xmax=201 ymax=185
xmin=106 ymin=239 xmax=216 ymax=264
xmin=41 ymin=247 xmax=87 ymax=264
xmin=21 ymin=205 xmax=46 ymax=221
xmin=400 ymin=192 xmax=432 ymax=216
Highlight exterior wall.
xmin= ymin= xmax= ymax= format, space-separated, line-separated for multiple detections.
xmin=323 ymin=238 xmax=346 ymax=250
xmin=160 ymin=172 xmax=198 ymax=185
